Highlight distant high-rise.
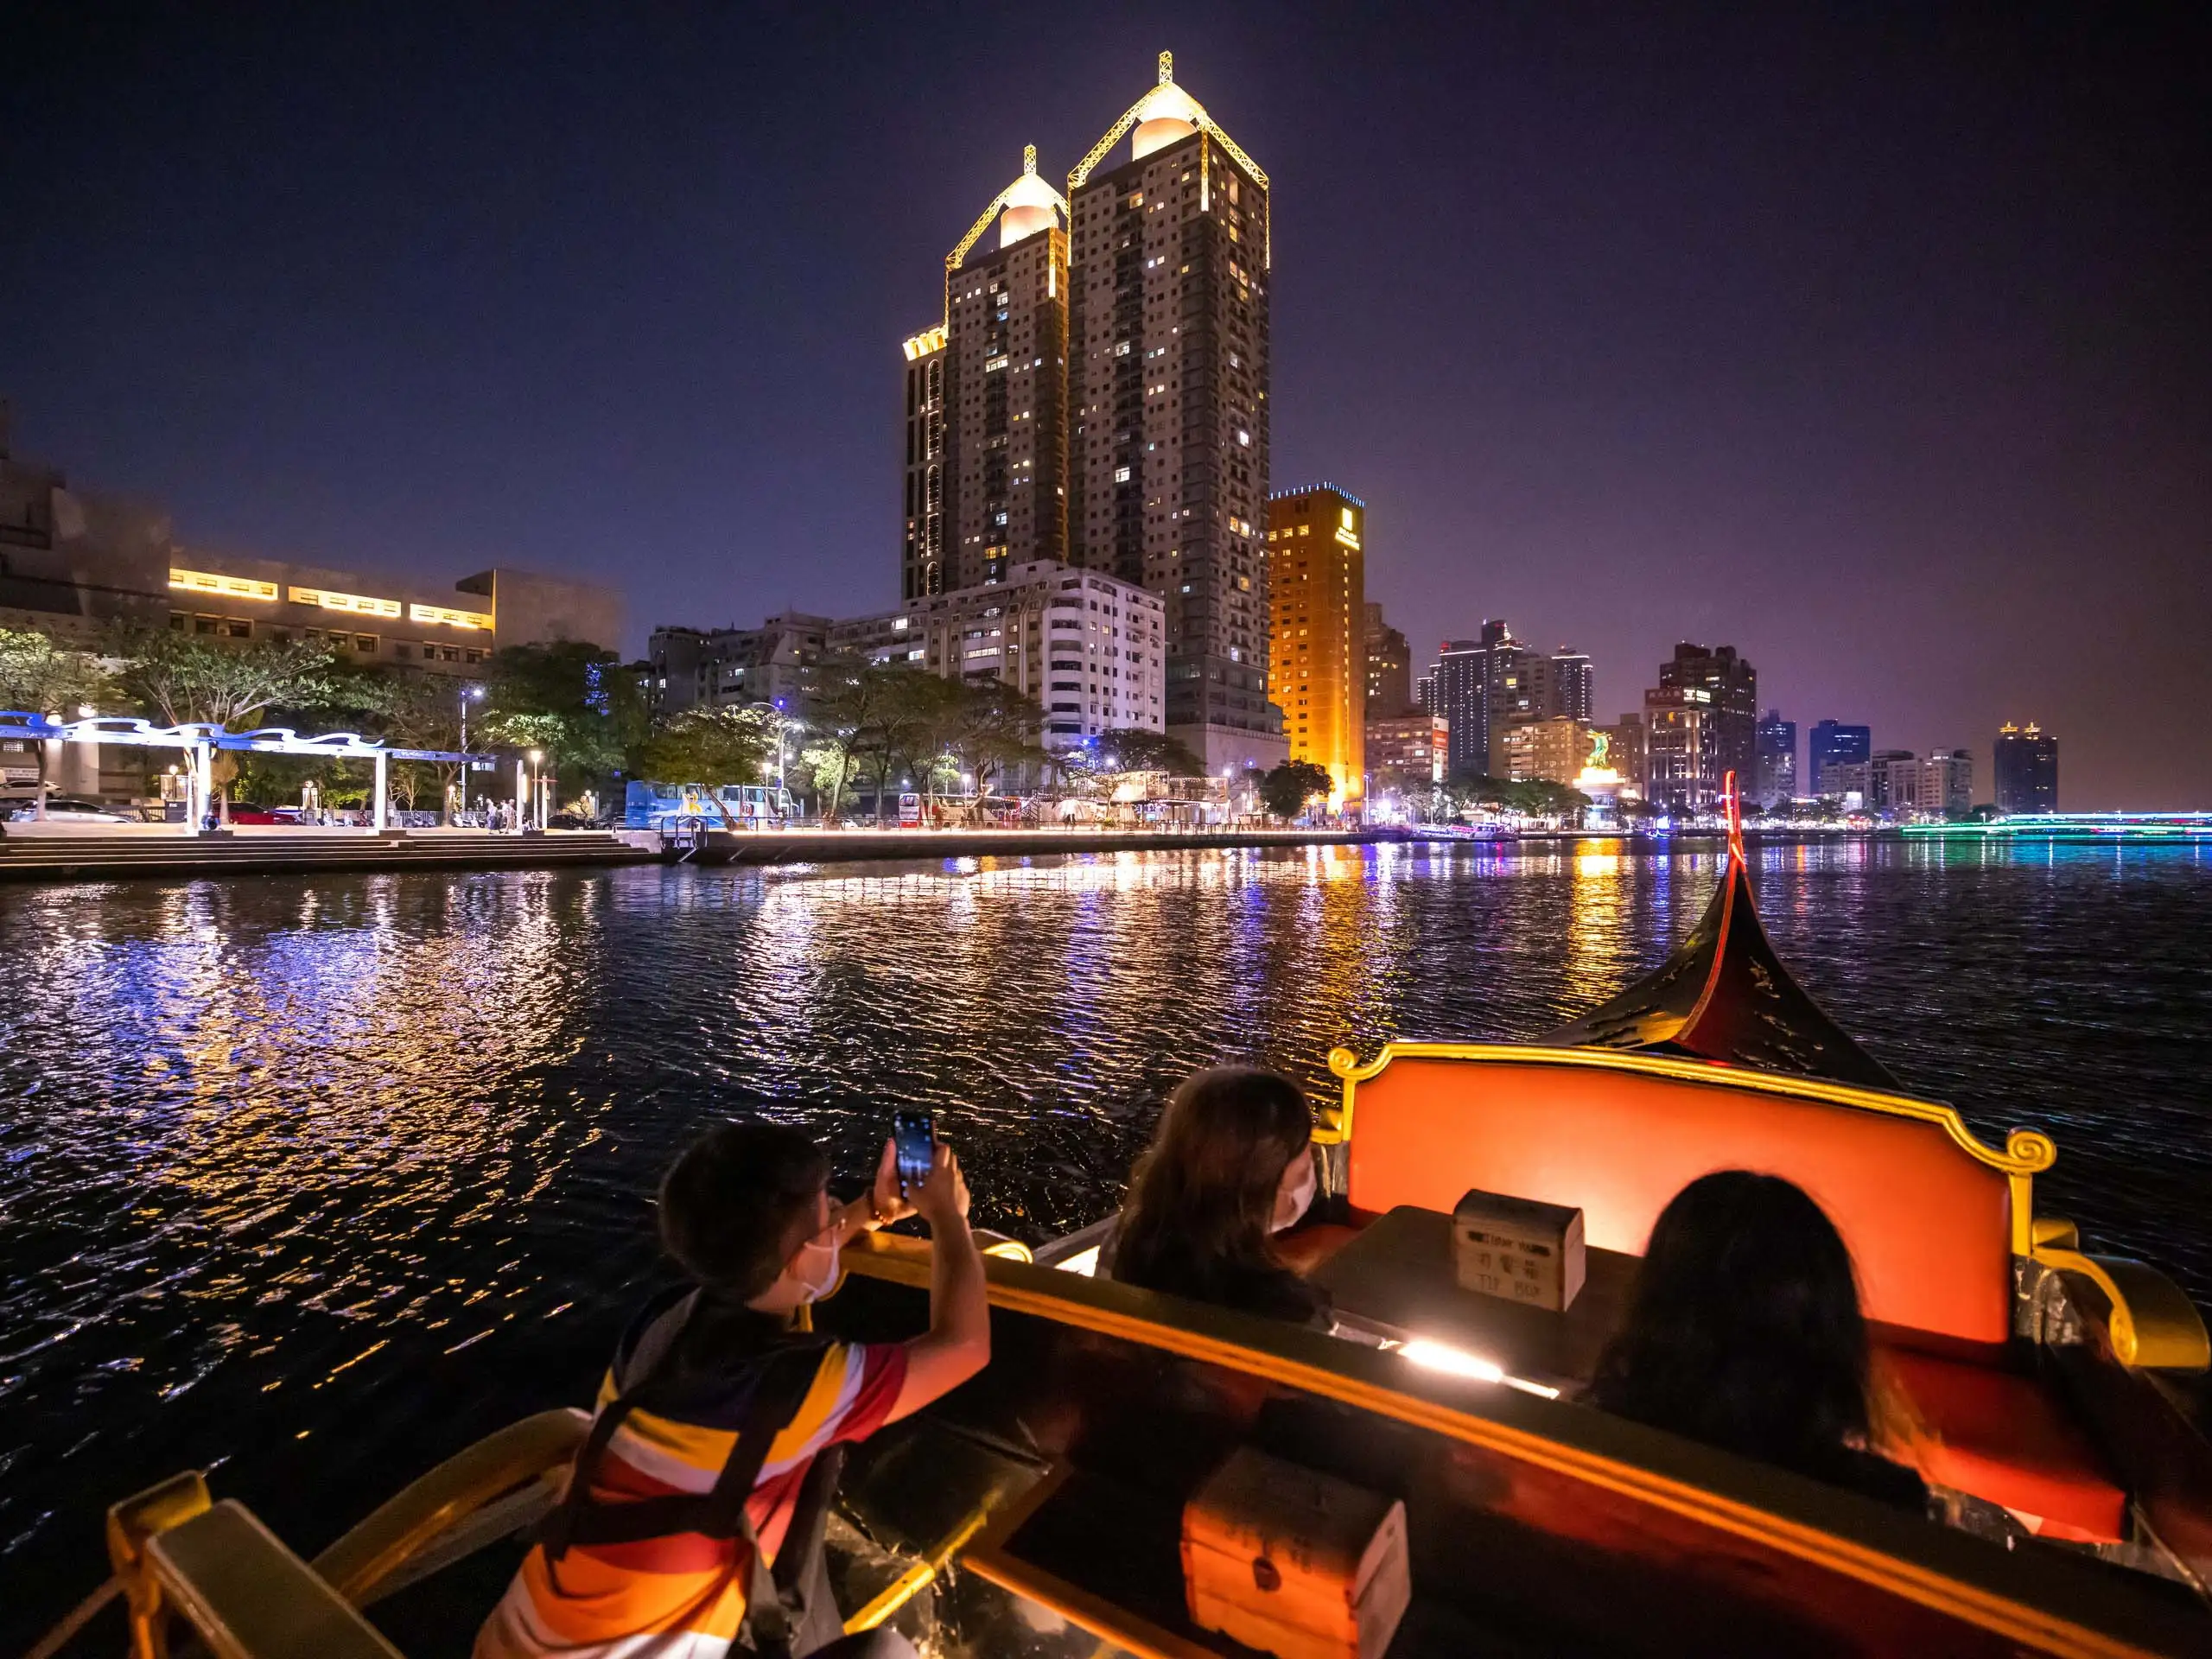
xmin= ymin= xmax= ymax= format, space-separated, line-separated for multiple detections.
xmin=1067 ymin=53 xmax=1278 ymax=771
xmin=1435 ymin=620 xmax=1512 ymax=779
xmin=1544 ymin=648 xmax=1594 ymax=723
xmin=1871 ymin=749 xmax=1918 ymax=814
xmin=1266 ymin=485 xmax=1365 ymax=802
xmin=1755 ymin=709 xmax=1797 ymax=804
xmin=1644 ymin=643 xmax=1756 ymax=811
xmin=900 ymin=148 xmax=1070 ymax=601
xmin=1994 ymin=721 xmax=2059 ymax=814
xmin=1808 ymin=719 xmax=1872 ymax=798
xmin=1364 ymin=602 xmax=1413 ymax=717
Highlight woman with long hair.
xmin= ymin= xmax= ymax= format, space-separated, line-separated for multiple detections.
xmin=1588 ymin=1170 xmax=1925 ymax=1508
xmin=1109 ymin=1066 xmax=1325 ymax=1325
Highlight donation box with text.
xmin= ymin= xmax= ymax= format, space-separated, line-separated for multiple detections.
xmin=1452 ymin=1185 xmax=1586 ymax=1312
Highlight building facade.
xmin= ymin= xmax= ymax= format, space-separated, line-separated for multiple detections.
xmin=1544 ymin=648 xmax=1594 ymax=723
xmin=1642 ymin=689 xmax=1716 ymax=813
xmin=1501 ymin=717 xmax=1592 ymax=785
xmin=650 ymin=613 xmax=831 ymax=715
xmin=1363 ymin=603 xmax=1412 ymax=718
xmin=1065 ymin=56 xmax=1279 ymax=772
xmin=1597 ymin=713 xmax=1646 ymax=801
xmin=1755 ymin=709 xmax=1798 ymax=805
xmin=1265 ymin=485 xmax=1363 ymax=802
xmin=1366 ymin=711 xmax=1446 ymax=789
xmin=901 ymin=148 xmax=1071 ymax=601
xmin=1872 ymin=749 xmax=1918 ymax=814
xmin=1652 ymin=643 xmax=1757 ymax=798
xmin=1433 ymin=620 xmax=1515 ymax=780
xmin=833 ymin=561 xmax=1165 ymax=753
xmin=1994 ymin=721 xmax=2058 ymax=814
xmin=1915 ymin=749 xmax=1974 ymax=817
xmin=1808 ymin=719 xmax=1872 ymax=798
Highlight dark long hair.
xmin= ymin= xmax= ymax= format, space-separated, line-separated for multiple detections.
xmin=1111 ymin=1066 xmax=1319 ymax=1322
xmin=1590 ymin=1171 xmax=1873 ymax=1476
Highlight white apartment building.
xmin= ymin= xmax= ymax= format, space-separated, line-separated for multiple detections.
xmin=832 ymin=560 xmax=1165 ymax=753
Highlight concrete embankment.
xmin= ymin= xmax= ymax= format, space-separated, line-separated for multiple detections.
xmin=0 ymin=826 xmax=650 ymax=882
xmin=655 ymin=825 xmax=1408 ymax=865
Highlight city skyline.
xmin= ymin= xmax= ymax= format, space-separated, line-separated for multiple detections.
xmin=7 ymin=4 xmax=2206 ymax=804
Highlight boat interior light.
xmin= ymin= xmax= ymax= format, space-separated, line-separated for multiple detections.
xmin=1396 ymin=1338 xmax=1561 ymax=1399
xmin=1054 ymin=1245 xmax=1101 ymax=1277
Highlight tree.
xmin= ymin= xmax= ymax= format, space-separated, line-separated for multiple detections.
xmin=941 ymin=680 xmax=1048 ymax=801
xmin=632 ymin=706 xmax=776 ymax=788
xmin=800 ymin=656 xmax=905 ymax=823
xmin=0 ymin=629 xmax=112 ymax=804
xmin=109 ymin=625 xmax=340 ymax=730
xmin=1259 ymin=759 xmax=1333 ymax=821
xmin=1093 ymin=726 xmax=1204 ymax=779
xmin=481 ymin=641 xmax=645 ymax=793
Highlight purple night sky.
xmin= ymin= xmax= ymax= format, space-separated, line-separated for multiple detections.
xmin=8 ymin=3 xmax=2207 ymax=804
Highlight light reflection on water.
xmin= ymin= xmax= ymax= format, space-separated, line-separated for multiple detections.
xmin=1 ymin=841 xmax=2209 ymax=1642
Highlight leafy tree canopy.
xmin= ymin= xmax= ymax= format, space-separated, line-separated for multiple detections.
xmin=482 ymin=641 xmax=644 ymax=782
xmin=632 ymin=705 xmax=777 ymax=787
xmin=1259 ymin=759 xmax=1334 ymax=820
xmin=1092 ymin=726 xmax=1205 ymax=778
xmin=0 ymin=628 xmax=110 ymax=719
xmin=107 ymin=625 xmax=341 ymax=731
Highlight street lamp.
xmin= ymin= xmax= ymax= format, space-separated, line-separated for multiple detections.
xmin=458 ymin=683 xmax=485 ymax=822
xmin=529 ymin=748 xmax=544 ymax=831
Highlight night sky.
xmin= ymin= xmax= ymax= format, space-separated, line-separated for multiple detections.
xmin=9 ymin=3 xmax=2208 ymax=805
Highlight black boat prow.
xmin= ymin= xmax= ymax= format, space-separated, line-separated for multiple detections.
xmin=1541 ymin=780 xmax=1901 ymax=1090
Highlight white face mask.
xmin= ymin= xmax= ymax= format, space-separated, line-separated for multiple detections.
xmin=792 ymin=1235 xmax=842 ymax=1303
xmin=1272 ymin=1154 xmax=1317 ymax=1234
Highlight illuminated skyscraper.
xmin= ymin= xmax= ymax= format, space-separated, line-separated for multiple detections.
xmin=1994 ymin=721 xmax=2058 ymax=814
xmin=1808 ymin=719 xmax=1872 ymax=797
xmin=1266 ymin=485 xmax=1365 ymax=802
xmin=1066 ymin=54 xmax=1280 ymax=771
xmin=1755 ymin=709 xmax=1798 ymax=804
xmin=901 ymin=148 xmax=1070 ymax=601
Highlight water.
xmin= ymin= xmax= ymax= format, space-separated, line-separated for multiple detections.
xmin=3 ymin=840 xmax=2209 ymax=1641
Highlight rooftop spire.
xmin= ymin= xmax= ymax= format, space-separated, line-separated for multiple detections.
xmin=1023 ymin=143 xmax=1036 ymax=175
xmin=1159 ymin=49 xmax=1173 ymax=84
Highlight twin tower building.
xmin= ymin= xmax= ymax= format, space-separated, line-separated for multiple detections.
xmin=896 ymin=54 xmax=1299 ymax=779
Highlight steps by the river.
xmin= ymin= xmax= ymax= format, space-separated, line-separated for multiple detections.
xmin=0 ymin=829 xmax=651 ymax=882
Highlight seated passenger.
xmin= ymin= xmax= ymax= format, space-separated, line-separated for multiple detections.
xmin=1109 ymin=1065 xmax=1328 ymax=1327
xmin=1588 ymin=1170 xmax=1926 ymax=1510
xmin=476 ymin=1122 xmax=988 ymax=1659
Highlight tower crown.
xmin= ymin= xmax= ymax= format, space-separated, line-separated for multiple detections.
xmin=945 ymin=144 xmax=1069 ymax=272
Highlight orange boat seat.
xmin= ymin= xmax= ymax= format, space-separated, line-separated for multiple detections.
xmin=1878 ymin=1346 xmax=2126 ymax=1543
xmin=1337 ymin=1054 xmax=2016 ymax=1349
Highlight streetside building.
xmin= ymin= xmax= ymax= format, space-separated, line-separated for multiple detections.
xmin=899 ymin=148 xmax=1071 ymax=601
xmin=1366 ymin=711 xmax=1446 ymax=790
xmin=1915 ymin=749 xmax=1974 ymax=817
xmin=1265 ymin=485 xmax=1364 ymax=803
xmin=0 ymin=415 xmax=620 ymax=673
xmin=1755 ymin=709 xmax=1798 ymax=805
xmin=1652 ymin=643 xmax=1757 ymax=797
xmin=1642 ymin=687 xmax=1718 ymax=814
xmin=1994 ymin=721 xmax=2058 ymax=814
xmin=832 ymin=560 xmax=1165 ymax=753
xmin=1363 ymin=603 xmax=1413 ymax=718
xmin=649 ymin=613 xmax=832 ymax=715
xmin=1808 ymin=718 xmax=1872 ymax=798
xmin=1065 ymin=55 xmax=1280 ymax=772
xmin=1501 ymin=716 xmax=1592 ymax=786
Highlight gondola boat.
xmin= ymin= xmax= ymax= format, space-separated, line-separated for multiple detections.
xmin=51 ymin=781 xmax=2212 ymax=1658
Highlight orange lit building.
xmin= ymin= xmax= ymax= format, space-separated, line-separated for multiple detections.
xmin=1265 ymin=484 xmax=1365 ymax=802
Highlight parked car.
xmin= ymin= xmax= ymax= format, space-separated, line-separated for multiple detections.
xmin=224 ymin=804 xmax=283 ymax=824
xmin=3 ymin=796 xmax=142 ymax=823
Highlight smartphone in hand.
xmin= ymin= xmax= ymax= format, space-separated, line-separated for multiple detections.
xmin=892 ymin=1110 xmax=936 ymax=1196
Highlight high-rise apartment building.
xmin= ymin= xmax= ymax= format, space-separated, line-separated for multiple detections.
xmin=1755 ymin=710 xmax=1797 ymax=805
xmin=1266 ymin=486 xmax=1365 ymax=802
xmin=1916 ymin=749 xmax=1974 ymax=817
xmin=1434 ymin=624 xmax=1510 ymax=779
xmin=1994 ymin=721 xmax=2058 ymax=814
xmin=901 ymin=148 xmax=1071 ymax=601
xmin=1544 ymin=648 xmax=1594 ymax=723
xmin=1065 ymin=55 xmax=1279 ymax=772
xmin=1364 ymin=603 xmax=1413 ymax=717
xmin=1654 ymin=644 xmax=1757 ymax=792
xmin=1808 ymin=720 xmax=1872 ymax=798
xmin=1502 ymin=717 xmax=1593 ymax=785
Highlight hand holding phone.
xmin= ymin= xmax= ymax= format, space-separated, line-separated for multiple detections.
xmin=892 ymin=1110 xmax=936 ymax=1196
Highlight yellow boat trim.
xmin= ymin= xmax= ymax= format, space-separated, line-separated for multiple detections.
xmin=1321 ymin=1043 xmax=2057 ymax=1257
xmin=845 ymin=1238 xmax=2164 ymax=1659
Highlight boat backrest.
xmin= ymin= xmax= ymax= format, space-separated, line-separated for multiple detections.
xmin=1336 ymin=1051 xmax=2019 ymax=1349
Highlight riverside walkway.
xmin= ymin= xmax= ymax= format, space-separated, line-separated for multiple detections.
xmin=0 ymin=822 xmax=1413 ymax=882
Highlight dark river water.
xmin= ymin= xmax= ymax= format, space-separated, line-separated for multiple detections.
xmin=4 ymin=840 xmax=2210 ymax=1643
